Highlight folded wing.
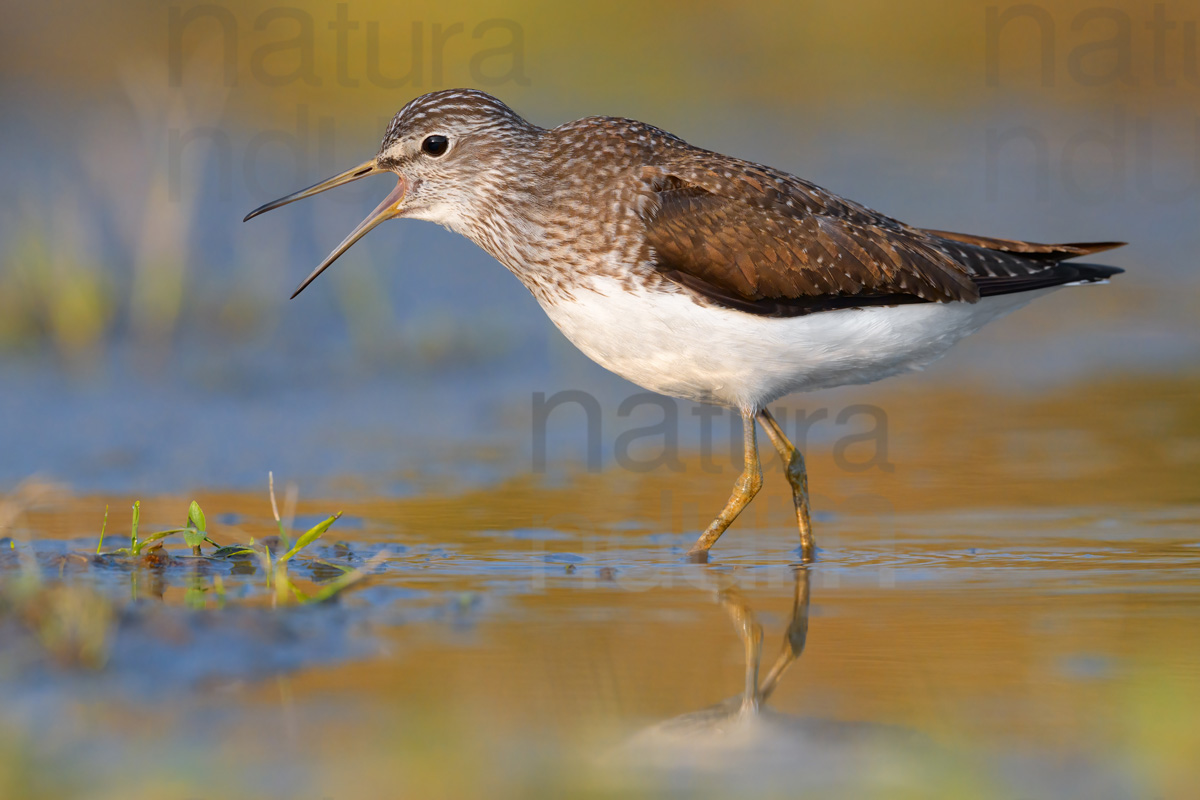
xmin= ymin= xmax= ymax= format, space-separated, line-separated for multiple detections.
xmin=641 ymin=157 xmax=1123 ymax=317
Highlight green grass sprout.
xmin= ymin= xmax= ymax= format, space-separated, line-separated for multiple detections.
xmin=268 ymin=471 xmax=293 ymax=550
xmin=187 ymin=500 xmax=206 ymax=532
xmin=278 ymin=513 xmax=342 ymax=566
xmin=130 ymin=500 xmax=140 ymax=552
xmin=129 ymin=527 xmax=190 ymax=556
xmin=95 ymin=505 xmax=108 ymax=554
xmin=79 ymin=480 xmax=377 ymax=608
xmin=183 ymin=499 xmax=207 ymax=555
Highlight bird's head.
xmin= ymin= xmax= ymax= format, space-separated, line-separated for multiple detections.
xmin=244 ymin=89 xmax=540 ymax=298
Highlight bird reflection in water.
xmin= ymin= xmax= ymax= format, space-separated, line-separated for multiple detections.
xmin=628 ymin=566 xmax=811 ymax=750
xmin=615 ymin=566 xmax=933 ymax=784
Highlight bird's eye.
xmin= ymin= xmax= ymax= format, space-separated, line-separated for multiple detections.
xmin=422 ymin=135 xmax=449 ymax=156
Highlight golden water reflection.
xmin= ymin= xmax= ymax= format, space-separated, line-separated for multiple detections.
xmin=2 ymin=373 xmax=1199 ymax=797
xmin=7 ymin=499 xmax=1197 ymax=798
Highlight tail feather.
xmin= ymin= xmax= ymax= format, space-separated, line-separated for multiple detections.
xmin=974 ymin=261 xmax=1124 ymax=298
xmin=921 ymin=229 xmax=1126 ymax=260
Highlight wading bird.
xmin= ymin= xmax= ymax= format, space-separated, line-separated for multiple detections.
xmin=245 ymin=89 xmax=1124 ymax=562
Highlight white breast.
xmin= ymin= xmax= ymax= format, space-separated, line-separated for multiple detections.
xmin=538 ymin=276 xmax=1051 ymax=410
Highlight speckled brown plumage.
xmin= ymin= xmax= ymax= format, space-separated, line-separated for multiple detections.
xmin=361 ymin=90 xmax=1125 ymax=317
xmin=638 ymin=156 xmax=1124 ymax=316
xmin=245 ymin=89 xmax=1128 ymax=561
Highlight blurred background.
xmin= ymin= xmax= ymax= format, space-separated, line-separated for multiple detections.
xmin=3 ymin=3 xmax=1199 ymax=797
xmin=0 ymin=0 xmax=1196 ymax=494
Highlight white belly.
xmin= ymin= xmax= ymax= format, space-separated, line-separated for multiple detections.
xmin=540 ymin=276 xmax=1051 ymax=409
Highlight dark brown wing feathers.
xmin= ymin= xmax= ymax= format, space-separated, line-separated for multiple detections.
xmin=641 ymin=155 xmax=1124 ymax=318
xmin=644 ymin=164 xmax=980 ymax=306
xmin=920 ymin=229 xmax=1125 ymax=259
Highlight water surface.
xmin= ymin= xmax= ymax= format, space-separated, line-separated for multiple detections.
xmin=3 ymin=393 xmax=1197 ymax=799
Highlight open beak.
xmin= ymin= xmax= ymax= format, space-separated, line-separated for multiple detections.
xmin=243 ymin=159 xmax=407 ymax=299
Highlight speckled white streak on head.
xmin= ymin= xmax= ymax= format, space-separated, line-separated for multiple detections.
xmin=344 ymin=89 xmax=1118 ymax=410
xmin=374 ymin=89 xmax=545 ymax=247
xmin=372 ymin=89 xmax=696 ymax=305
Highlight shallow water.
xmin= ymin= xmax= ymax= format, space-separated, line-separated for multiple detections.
xmin=3 ymin=389 xmax=1198 ymax=799
xmin=4 ymin=2 xmax=1200 ymax=795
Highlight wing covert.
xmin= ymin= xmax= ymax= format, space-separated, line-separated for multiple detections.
xmin=640 ymin=163 xmax=980 ymax=316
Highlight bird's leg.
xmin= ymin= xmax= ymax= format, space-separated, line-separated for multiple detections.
xmin=758 ymin=565 xmax=811 ymax=703
xmin=757 ymin=408 xmax=816 ymax=562
xmin=717 ymin=586 xmax=764 ymax=714
xmin=686 ymin=413 xmax=763 ymax=560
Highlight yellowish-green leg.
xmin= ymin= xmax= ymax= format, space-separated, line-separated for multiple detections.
xmin=759 ymin=566 xmax=811 ymax=703
xmin=715 ymin=566 xmax=811 ymax=713
xmin=757 ymin=408 xmax=816 ymax=562
xmin=686 ymin=413 xmax=762 ymax=560
xmin=718 ymin=586 xmax=765 ymax=714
